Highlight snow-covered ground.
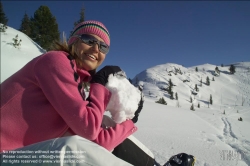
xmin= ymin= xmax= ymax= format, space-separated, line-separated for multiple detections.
xmin=1 ymin=25 xmax=250 ymax=166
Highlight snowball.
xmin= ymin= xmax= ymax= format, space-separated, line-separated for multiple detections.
xmin=105 ymin=72 xmax=141 ymax=123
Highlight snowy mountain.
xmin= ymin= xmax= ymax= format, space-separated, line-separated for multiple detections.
xmin=132 ymin=62 xmax=250 ymax=110
xmin=1 ymin=25 xmax=250 ymax=166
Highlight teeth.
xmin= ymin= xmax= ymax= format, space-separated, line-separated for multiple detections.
xmin=87 ymin=54 xmax=96 ymax=60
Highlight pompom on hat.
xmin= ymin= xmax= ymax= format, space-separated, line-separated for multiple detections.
xmin=68 ymin=20 xmax=110 ymax=46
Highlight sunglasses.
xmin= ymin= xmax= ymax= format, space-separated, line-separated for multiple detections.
xmin=75 ymin=34 xmax=110 ymax=54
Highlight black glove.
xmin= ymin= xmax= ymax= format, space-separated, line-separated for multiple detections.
xmin=90 ymin=66 xmax=122 ymax=86
xmin=132 ymin=88 xmax=144 ymax=123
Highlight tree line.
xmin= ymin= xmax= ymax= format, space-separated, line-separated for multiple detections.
xmin=0 ymin=2 xmax=85 ymax=50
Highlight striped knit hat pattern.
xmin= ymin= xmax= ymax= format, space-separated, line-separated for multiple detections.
xmin=68 ymin=20 xmax=110 ymax=46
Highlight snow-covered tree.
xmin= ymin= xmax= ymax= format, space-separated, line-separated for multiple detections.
xmin=168 ymin=78 xmax=173 ymax=87
xmin=168 ymin=79 xmax=174 ymax=99
xmin=156 ymin=97 xmax=167 ymax=105
xmin=12 ymin=34 xmax=22 ymax=48
xmin=0 ymin=23 xmax=7 ymax=32
xmin=229 ymin=64 xmax=236 ymax=74
xmin=210 ymin=94 xmax=213 ymax=105
xmin=215 ymin=66 xmax=220 ymax=76
xmin=170 ymin=92 xmax=174 ymax=100
xmin=190 ymin=104 xmax=195 ymax=111
xmin=206 ymin=76 xmax=210 ymax=86
xmin=195 ymin=84 xmax=199 ymax=91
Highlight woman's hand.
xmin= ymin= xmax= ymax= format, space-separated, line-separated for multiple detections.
xmin=90 ymin=66 xmax=122 ymax=86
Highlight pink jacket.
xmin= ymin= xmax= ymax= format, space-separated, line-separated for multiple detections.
xmin=0 ymin=51 xmax=137 ymax=152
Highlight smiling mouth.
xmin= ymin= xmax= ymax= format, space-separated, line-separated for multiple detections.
xmin=86 ymin=54 xmax=97 ymax=60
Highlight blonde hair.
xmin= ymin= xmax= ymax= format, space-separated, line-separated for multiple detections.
xmin=51 ymin=33 xmax=96 ymax=77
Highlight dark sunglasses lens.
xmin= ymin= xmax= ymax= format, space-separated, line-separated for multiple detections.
xmin=99 ymin=43 xmax=109 ymax=54
xmin=80 ymin=35 xmax=109 ymax=54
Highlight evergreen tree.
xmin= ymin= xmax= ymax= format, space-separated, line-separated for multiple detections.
xmin=195 ymin=84 xmax=198 ymax=91
xmin=70 ymin=5 xmax=85 ymax=36
xmin=190 ymin=96 xmax=193 ymax=103
xmin=198 ymin=102 xmax=200 ymax=108
xmin=168 ymin=84 xmax=172 ymax=93
xmin=170 ymin=91 xmax=174 ymax=100
xmin=215 ymin=66 xmax=219 ymax=73
xmin=215 ymin=66 xmax=220 ymax=76
xmin=0 ymin=23 xmax=7 ymax=32
xmin=168 ymin=79 xmax=174 ymax=99
xmin=168 ymin=78 xmax=173 ymax=87
xmin=229 ymin=64 xmax=236 ymax=74
xmin=156 ymin=97 xmax=167 ymax=105
xmin=210 ymin=94 xmax=213 ymax=105
xmin=206 ymin=76 xmax=210 ymax=86
xmin=0 ymin=2 xmax=8 ymax=25
xmin=200 ymin=78 xmax=202 ymax=87
xmin=212 ymin=77 xmax=215 ymax=81
xmin=19 ymin=12 xmax=31 ymax=36
xmin=12 ymin=34 xmax=22 ymax=48
xmin=175 ymin=92 xmax=178 ymax=100
xmin=195 ymin=67 xmax=198 ymax=72
xmin=30 ymin=6 xmax=60 ymax=50
xmin=190 ymin=104 xmax=195 ymax=111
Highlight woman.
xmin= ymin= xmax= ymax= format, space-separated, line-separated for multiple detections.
xmin=0 ymin=20 xmax=195 ymax=166
xmin=1 ymin=20 xmax=138 ymax=150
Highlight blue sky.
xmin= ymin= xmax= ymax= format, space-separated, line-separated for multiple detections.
xmin=2 ymin=1 xmax=250 ymax=79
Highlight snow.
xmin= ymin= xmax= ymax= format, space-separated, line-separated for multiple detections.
xmin=105 ymin=72 xmax=141 ymax=123
xmin=0 ymin=25 xmax=46 ymax=82
xmin=1 ymin=25 xmax=250 ymax=166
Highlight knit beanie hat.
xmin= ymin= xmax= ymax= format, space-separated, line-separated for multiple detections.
xmin=68 ymin=20 xmax=110 ymax=46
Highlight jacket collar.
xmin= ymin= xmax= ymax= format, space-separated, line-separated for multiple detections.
xmin=65 ymin=52 xmax=92 ymax=83
xmin=76 ymin=68 xmax=92 ymax=82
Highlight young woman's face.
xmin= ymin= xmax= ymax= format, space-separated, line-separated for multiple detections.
xmin=75 ymin=34 xmax=106 ymax=71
